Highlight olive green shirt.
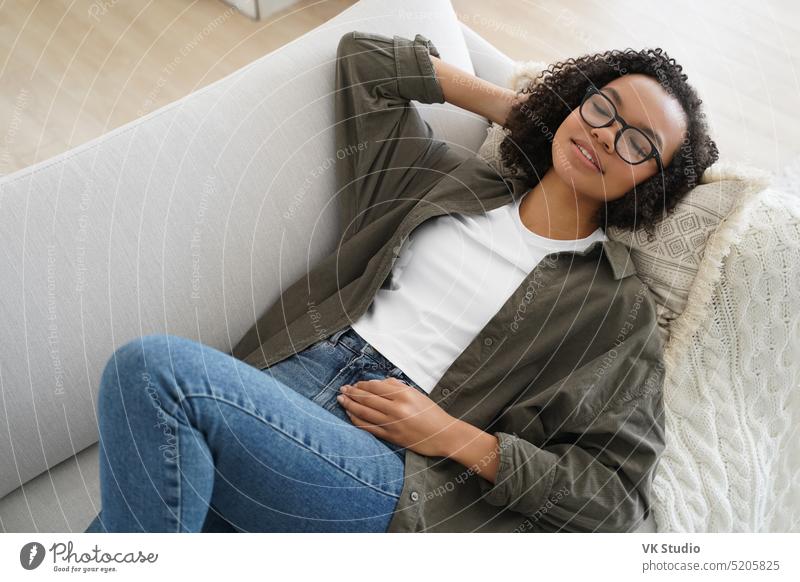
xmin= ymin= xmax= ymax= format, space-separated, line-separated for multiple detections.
xmin=231 ymin=30 xmax=666 ymax=533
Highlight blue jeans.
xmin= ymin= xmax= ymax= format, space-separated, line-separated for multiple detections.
xmin=83 ymin=326 xmax=426 ymax=532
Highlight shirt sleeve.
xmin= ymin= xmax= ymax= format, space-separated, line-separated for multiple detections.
xmin=477 ymin=321 xmax=667 ymax=533
xmin=334 ymin=31 xmax=449 ymax=234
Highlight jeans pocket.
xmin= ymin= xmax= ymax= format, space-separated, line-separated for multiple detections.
xmin=259 ymin=338 xmax=355 ymax=405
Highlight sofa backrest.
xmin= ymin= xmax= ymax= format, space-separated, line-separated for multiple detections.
xmin=0 ymin=0 xmax=499 ymax=499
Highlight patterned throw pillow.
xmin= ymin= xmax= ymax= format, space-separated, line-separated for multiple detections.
xmin=606 ymin=167 xmax=771 ymax=330
xmin=476 ymin=61 xmax=772 ymax=334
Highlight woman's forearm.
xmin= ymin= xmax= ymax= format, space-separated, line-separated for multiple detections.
xmin=430 ymin=55 xmax=517 ymax=127
xmin=437 ymin=418 xmax=501 ymax=484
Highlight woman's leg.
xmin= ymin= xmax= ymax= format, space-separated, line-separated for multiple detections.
xmin=84 ymin=334 xmax=405 ymax=532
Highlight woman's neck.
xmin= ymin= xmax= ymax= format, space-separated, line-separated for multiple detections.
xmin=518 ymin=168 xmax=603 ymax=240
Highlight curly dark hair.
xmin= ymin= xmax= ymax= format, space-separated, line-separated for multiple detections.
xmin=500 ymin=48 xmax=719 ymax=234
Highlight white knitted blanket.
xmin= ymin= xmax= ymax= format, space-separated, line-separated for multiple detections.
xmin=653 ymin=166 xmax=800 ymax=531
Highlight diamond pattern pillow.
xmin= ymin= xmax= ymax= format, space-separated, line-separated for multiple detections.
xmin=606 ymin=168 xmax=771 ymax=330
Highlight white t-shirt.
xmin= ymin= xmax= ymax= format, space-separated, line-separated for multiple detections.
xmin=350 ymin=196 xmax=607 ymax=393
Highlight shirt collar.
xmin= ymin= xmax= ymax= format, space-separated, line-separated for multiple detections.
xmin=504 ymin=176 xmax=639 ymax=280
xmin=599 ymin=239 xmax=639 ymax=279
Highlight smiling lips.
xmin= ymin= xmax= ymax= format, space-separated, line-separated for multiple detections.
xmin=572 ymin=139 xmax=602 ymax=173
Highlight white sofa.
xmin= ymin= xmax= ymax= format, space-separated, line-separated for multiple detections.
xmin=2 ymin=0 xmax=797 ymax=533
xmin=0 ymin=0 xmax=523 ymax=533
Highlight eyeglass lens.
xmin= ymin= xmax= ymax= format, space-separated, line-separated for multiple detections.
xmin=581 ymin=93 xmax=653 ymax=164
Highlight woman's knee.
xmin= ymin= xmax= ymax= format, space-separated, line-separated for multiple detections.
xmin=103 ymin=334 xmax=167 ymax=377
xmin=99 ymin=334 xmax=191 ymax=406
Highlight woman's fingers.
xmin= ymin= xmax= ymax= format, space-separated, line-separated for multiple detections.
xmin=343 ymin=408 xmax=390 ymax=439
xmin=337 ymin=391 xmax=389 ymax=425
xmin=347 ymin=378 xmax=407 ymax=401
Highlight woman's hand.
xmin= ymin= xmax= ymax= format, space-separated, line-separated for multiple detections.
xmin=337 ymin=377 xmax=457 ymax=457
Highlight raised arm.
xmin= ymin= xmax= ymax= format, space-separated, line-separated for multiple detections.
xmin=333 ymin=31 xmax=452 ymax=234
xmin=332 ymin=30 xmax=522 ymax=236
xmin=429 ymin=55 xmax=521 ymax=127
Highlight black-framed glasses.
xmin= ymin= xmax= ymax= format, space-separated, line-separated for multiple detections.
xmin=579 ymin=85 xmax=663 ymax=173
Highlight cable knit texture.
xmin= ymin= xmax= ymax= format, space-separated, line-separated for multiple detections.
xmin=476 ymin=59 xmax=800 ymax=531
xmin=655 ymin=182 xmax=800 ymax=532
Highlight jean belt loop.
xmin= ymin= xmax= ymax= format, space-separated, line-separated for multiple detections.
xmin=327 ymin=326 xmax=350 ymax=346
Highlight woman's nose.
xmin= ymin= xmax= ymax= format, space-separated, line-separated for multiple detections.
xmin=590 ymin=125 xmax=616 ymax=153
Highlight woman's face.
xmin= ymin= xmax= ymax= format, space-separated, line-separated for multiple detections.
xmin=551 ymin=74 xmax=688 ymax=203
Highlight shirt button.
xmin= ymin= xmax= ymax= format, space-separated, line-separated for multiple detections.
xmin=410 ymin=491 xmax=419 ymax=502
xmin=441 ymin=388 xmax=450 ymax=397
xmin=483 ymin=337 xmax=493 ymax=346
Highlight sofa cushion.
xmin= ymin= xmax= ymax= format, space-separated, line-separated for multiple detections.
xmin=0 ymin=443 xmax=100 ymax=533
xmin=606 ymin=164 xmax=771 ymax=331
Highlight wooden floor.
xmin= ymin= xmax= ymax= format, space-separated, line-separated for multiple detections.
xmin=1 ymin=0 xmax=798 ymax=176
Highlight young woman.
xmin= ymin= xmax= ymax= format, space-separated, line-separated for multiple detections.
xmin=85 ymin=30 xmax=718 ymax=533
